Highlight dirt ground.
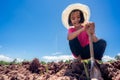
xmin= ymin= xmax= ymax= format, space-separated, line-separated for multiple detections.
xmin=0 ymin=58 xmax=120 ymax=80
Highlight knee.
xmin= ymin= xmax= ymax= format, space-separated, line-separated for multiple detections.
xmin=69 ymin=38 xmax=79 ymax=45
xmin=99 ymin=39 xmax=107 ymax=47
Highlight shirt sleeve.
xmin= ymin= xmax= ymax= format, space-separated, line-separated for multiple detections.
xmin=68 ymin=28 xmax=75 ymax=34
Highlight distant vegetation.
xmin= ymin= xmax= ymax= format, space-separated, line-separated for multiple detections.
xmin=0 ymin=61 xmax=10 ymax=65
xmin=115 ymin=54 xmax=120 ymax=60
xmin=0 ymin=59 xmax=19 ymax=65
xmin=0 ymin=54 xmax=120 ymax=65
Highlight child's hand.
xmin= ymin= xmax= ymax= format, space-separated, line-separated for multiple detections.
xmin=82 ymin=22 xmax=89 ymax=31
xmin=85 ymin=22 xmax=95 ymax=35
xmin=89 ymin=22 xmax=95 ymax=34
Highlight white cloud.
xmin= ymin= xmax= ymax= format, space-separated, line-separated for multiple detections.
xmin=42 ymin=53 xmax=117 ymax=62
xmin=51 ymin=52 xmax=63 ymax=55
xmin=102 ymin=55 xmax=116 ymax=62
xmin=0 ymin=54 xmax=13 ymax=62
xmin=0 ymin=54 xmax=23 ymax=62
xmin=42 ymin=55 xmax=74 ymax=62
xmin=41 ymin=51 xmax=120 ymax=62
xmin=14 ymin=58 xmax=24 ymax=63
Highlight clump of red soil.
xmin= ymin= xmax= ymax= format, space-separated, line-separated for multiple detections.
xmin=100 ymin=60 xmax=120 ymax=80
xmin=0 ymin=58 xmax=120 ymax=80
xmin=29 ymin=58 xmax=40 ymax=73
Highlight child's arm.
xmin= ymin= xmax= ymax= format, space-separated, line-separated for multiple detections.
xmin=86 ymin=22 xmax=99 ymax=42
xmin=67 ymin=28 xmax=84 ymax=40
xmin=92 ymin=34 xmax=99 ymax=42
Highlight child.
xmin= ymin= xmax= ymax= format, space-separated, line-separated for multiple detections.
xmin=62 ymin=3 xmax=106 ymax=62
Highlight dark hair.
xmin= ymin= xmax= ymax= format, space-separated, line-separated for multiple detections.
xmin=68 ymin=9 xmax=85 ymax=26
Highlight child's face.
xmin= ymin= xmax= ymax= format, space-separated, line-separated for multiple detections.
xmin=70 ymin=11 xmax=81 ymax=27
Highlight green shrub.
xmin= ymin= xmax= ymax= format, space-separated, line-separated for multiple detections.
xmin=0 ymin=61 xmax=10 ymax=65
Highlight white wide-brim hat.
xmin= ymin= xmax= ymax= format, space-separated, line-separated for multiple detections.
xmin=62 ymin=3 xmax=90 ymax=29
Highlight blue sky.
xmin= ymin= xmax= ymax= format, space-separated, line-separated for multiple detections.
xmin=0 ymin=0 xmax=120 ymax=62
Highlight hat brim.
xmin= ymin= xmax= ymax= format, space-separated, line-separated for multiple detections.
xmin=62 ymin=3 xmax=90 ymax=29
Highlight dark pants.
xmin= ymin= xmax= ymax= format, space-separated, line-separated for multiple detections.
xmin=69 ymin=38 xmax=106 ymax=60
